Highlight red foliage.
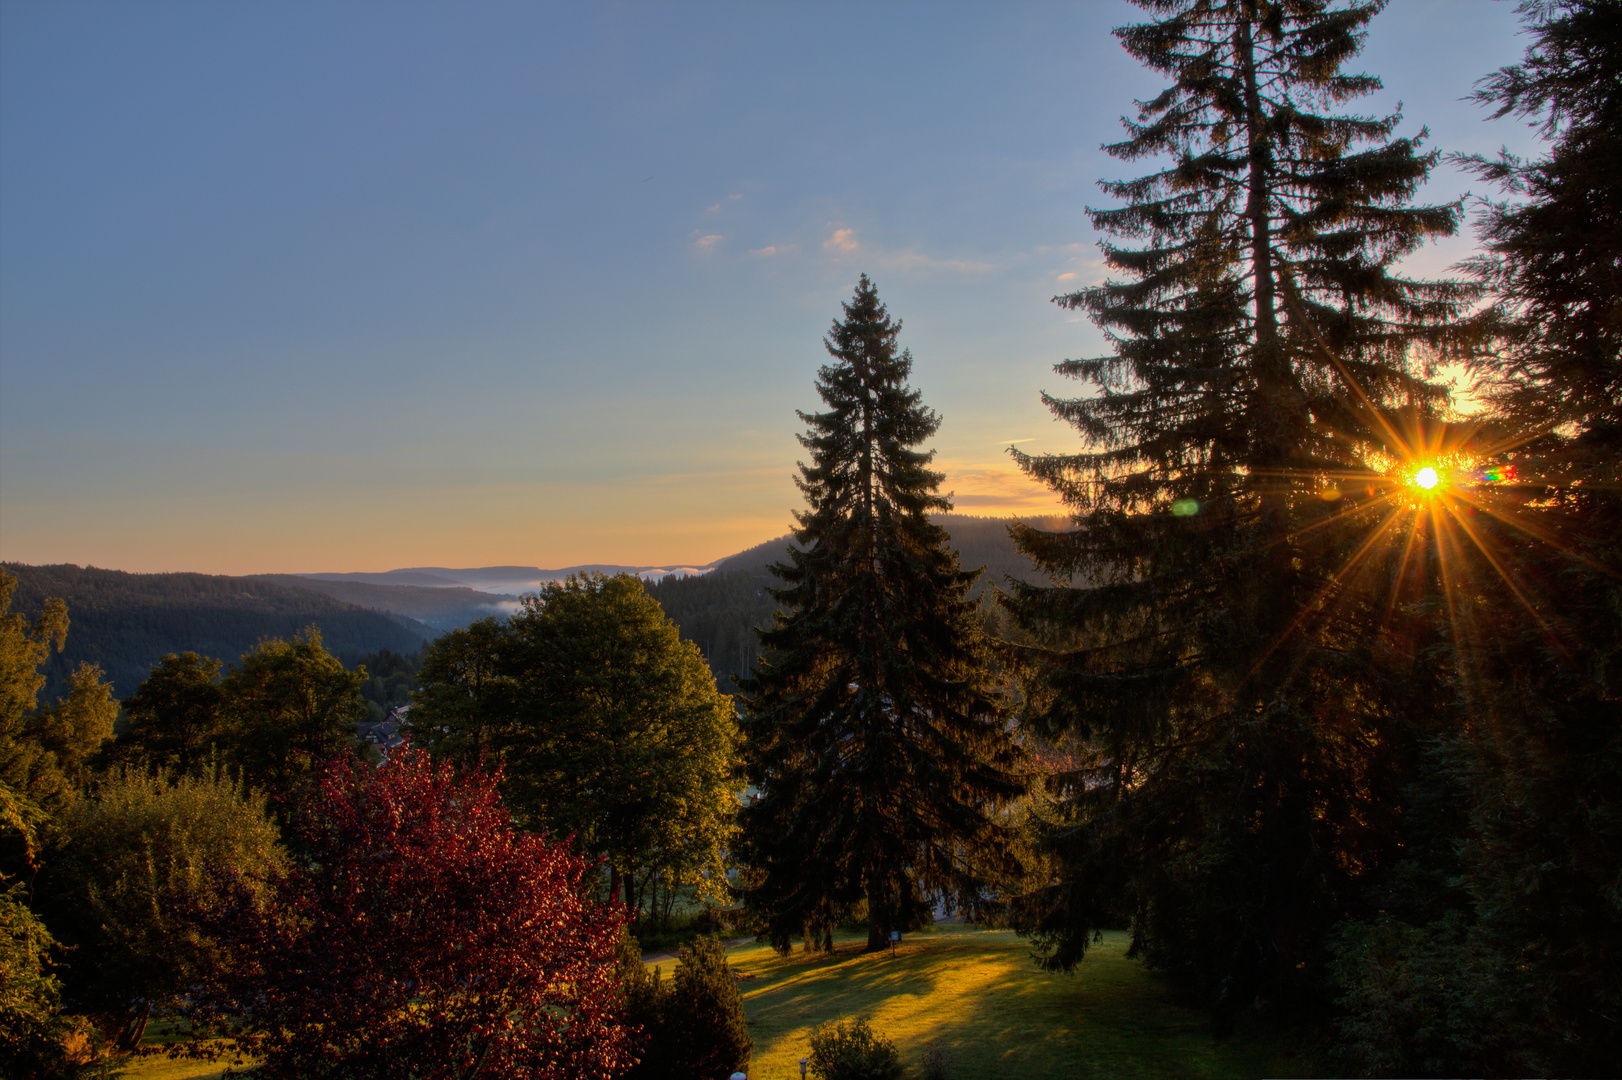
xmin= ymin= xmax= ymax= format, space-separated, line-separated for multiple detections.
xmin=189 ymin=749 xmax=634 ymax=1079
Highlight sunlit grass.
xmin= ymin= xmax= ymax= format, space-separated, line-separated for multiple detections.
xmin=727 ymin=927 xmax=1322 ymax=1080
xmin=118 ymin=1019 xmax=245 ymax=1080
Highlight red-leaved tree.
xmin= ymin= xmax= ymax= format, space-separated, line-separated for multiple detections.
xmin=187 ymin=748 xmax=634 ymax=1079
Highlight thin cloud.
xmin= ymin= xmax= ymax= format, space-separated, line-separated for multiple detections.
xmin=694 ymin=234 xmax=725 ymax=253
xmin=884 ymin=250 xmax=995 ymax=274
xmin=748 ymin=244 xmax=798 ymax=257
xmin=937 ymin=460 xmax=1068 ymax=514
xmin=821 ymin=226 xmax=994 ymax=274
xmin=824 ymin=227 xmax=861 ymax=255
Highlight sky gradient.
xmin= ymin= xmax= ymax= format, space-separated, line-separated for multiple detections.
xmin=1 ymin=0 xmax=1539 ymax=575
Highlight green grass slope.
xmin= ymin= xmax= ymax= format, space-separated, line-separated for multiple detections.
xmin=727 ymin=927 xmax=1321 ymax=1080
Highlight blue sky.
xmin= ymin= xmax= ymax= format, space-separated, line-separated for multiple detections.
xmin=1 ymin=0 xmax=1537 ymax=574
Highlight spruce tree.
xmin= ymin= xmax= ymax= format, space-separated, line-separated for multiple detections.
xmin=739 ymin=276 xmax=1024 ymax=954
xmin=1004 ymin=0 xmax=1474 ymax=1021
xmin=1448 ymin=2 xmax=1622 ymax=1069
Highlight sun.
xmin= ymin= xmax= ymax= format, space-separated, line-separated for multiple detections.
xmin=1411 ymin=465 xmax=1440 ymax=491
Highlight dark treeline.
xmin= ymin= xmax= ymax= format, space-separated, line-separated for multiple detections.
xmin=338 ymin=648 xmax=423 ymax=722
xmin=1 ymin=564 xmax=431 ymax=701
xmin=642 ymin=568 xmax=775 ymax=696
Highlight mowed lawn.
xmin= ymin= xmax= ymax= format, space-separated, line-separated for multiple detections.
xmin=724 ymin=927 xmax=1322 ymax=1080
xmin=124 ymin=927 xmax=1319 ymax=1079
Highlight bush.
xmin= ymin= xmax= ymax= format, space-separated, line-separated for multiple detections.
xmin=622 ymin=934 xmax=751 ymax=1080
xmin=1329 ymin=913 xmax=1534 ymax=1077
xmin=807 ymin=1018 xmax=904 ymax=1080
xmin=187 ymin=750 xmax=634 ymax=1080
xmin=41 ymin=765 xmax=286 ymax=1051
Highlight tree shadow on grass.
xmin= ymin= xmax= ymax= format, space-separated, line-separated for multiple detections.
xmin=735 ymin=930 xmax=1319 ymax=1080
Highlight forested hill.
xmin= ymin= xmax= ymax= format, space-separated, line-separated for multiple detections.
xmin=250 ymin=575 xmax=517 ymax=631
xmin=2 ymin=563 xmax=433 ymax=701
xmin=648 ymin=513 xmax=1072 ymax=693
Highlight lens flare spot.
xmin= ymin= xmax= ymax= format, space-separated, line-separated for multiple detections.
xmin=1171 ymin=498 xmax=1200 ymax=517
xmin=1412 ymin=466 xmax=1440 ymax=491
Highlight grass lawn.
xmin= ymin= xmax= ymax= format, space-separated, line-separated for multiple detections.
xmin=116 ymin=1019 xmax=243 ymax=1080
xmin=120 ymin=926 xmax=1318 ymax=1079
xmin=724 ymin=926 xmax=1323 ymax=1080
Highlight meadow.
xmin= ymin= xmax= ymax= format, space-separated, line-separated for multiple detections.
xmin=124 ymin=926 xmax=1317 ymax=1080
xmin=710 ymin=928 xmax=1312 ymax=1080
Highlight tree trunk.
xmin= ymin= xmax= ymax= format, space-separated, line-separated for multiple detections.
xmin=115 ymin=998 xmax=151 ymax=1052
xmin=865 ymin=883 xmax=888 ymax=952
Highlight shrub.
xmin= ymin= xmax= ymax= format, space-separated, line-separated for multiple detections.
xmin=1329 ymin=913 xmax=1534 ymax=1077
xmin=41 ymin=765 xmax=286 ymax=1051
xmin=807 ymin=1018 xmax=904 ymax=1080
xmin=187 ymin=750 xmax=634 ymax=1080
xmin=623 ymin=934 xmax=751 ymax=1080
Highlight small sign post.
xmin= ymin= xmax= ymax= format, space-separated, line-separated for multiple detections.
xmin=889 ymin=929 xmax=900 ymax=958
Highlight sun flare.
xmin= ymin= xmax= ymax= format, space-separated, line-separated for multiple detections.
xmin=1411 ymin=466 xmax=1440 ymax=491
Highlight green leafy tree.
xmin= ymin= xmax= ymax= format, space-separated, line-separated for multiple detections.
xmin=0 ymin=572 xmax=73 ymax=825
xmin=38 ymin=766 xmax=286 ymax=1051
xmin=24 ymin=663 xmax=116 ymax=788
xmin=1003 ymin=0 xmax=1474 ymax=1022
xmin=412 ymin=575 xmax=742 ymax=914
xmin=114 ymin=652 xmax=225 ymax=776
xmin=218 ymin=627 xmax=364 ymax=806
xmin=0 ymin=774 xmax=90 ymax=1080
xmin=0 ymin=879 xmax=79 ymax=1080
xmin=739 ymin=276 xmax=1024 ymax=954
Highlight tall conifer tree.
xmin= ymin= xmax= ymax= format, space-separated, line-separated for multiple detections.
xmin=1004 ymin=0 xmax=1474 ymax=1020
xmin=739 ymin=277 xmax=1024 ymax=954
xmin=1449 ymin=2 xmax=1622 ymax=1068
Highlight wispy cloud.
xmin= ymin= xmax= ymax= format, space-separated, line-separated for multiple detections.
xmin=823 ymin=227 xmax=861 ymax=255
xmin=820 ymin=226 xmax=994 ymax=275
xmin=747 ymin=244 xmax=798 ymax=258
xmin=884 ymin=250 xmax=995 ymax=274
xmin=937 ymin=460 xmax=1068 ymax=514
xmin=693 ymin=233 xmax=725 ymax=253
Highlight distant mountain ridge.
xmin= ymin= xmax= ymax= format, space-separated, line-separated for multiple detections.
xmin=4 ymin=514 xmax=1071 ymax=701
xmin=646 ymin=513 xmax=1075 ymax=693
xmin=300 ymin=562 xmax=721 ymax=594
xmin=2 ymin=563 xmax=435 ymax=701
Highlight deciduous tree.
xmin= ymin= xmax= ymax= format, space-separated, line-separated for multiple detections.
xmin=39 ymin=766 xmax=286 ymax=1052
xmin=114 ymin=652 xmax=225 ymax=776
xmin=218 ymin=627 xmax=364 ymax=808
xmin=412 ymin=575 xmax=742 ymax=915
xmin=187 ymin=749 xmax=633 ymax=1080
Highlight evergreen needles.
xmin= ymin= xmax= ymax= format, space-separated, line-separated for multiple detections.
xmin=1004 ymin=0 xmax=1477 ymax=1024
xmin=739 ymin=276 xmax=1025 ymax=954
